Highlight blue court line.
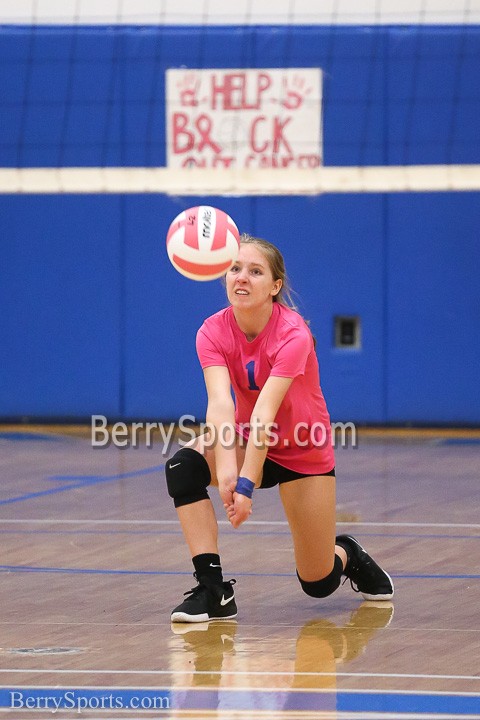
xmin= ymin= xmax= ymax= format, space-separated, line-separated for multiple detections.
xmin=355 ymin=532 xmax=480 ymax=540
xmin=0 ymin=687 xmax=479 ymax=715
xmin=0 ymin=464 xmax=165 ymax=506
xmin=0 ymin=529 xmax=187 ymax=536
xmin=0 ymin=565 xmax=186 ymax=576
xmin=0 ymin=432 xmax=63 ymax=442
xmin=394 ymin=573 xmax=480 ymax=579
xmin=437 ymin=438 xmax=480 ymax=445
xmin=1 ymin=528 xmax=480 ymax=541
xmin=336 ymin=690 xmax=479 ymax=716
xmin=0 ymin=564 xmax=479 ymax=580
xmin=49 ymin=465 xmax=166 ymax=482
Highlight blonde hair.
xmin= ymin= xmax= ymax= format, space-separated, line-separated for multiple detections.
xmin=239 ymin=233 xmax=297 ymax=311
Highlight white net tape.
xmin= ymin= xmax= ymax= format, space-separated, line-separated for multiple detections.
xmin=1 ymin=165 xmax=479 ymax=194
xmin=1 ymin=0 xmax=479 ymax=195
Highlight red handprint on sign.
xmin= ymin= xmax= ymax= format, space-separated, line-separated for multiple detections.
xmin=280 ymin=74 xmax=312 ymax=110
xmin=177 ymin=72 xmax=201 ymax=107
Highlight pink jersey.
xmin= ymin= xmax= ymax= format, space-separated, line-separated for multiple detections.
xmin=196 ymin=302 xmax=335 ymax=475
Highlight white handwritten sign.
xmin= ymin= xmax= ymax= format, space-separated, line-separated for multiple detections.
xmin=166 ymin=68 xmax=322 ymax=169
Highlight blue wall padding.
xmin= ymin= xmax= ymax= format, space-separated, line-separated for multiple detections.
xmin=1 ymin=25 xmax=479 ymax=168
xmin=387 ymin=193 xmax=480 ymax=424
xmin=1 ymin=24 xmax=479 ymax=423
xmin=0 ymin=195 xmax=123 ymax=417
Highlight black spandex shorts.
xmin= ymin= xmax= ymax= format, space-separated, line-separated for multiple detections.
xmin=259 ymin=458 xmax=335 ymax=489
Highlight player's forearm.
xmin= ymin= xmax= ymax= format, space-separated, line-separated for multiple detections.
xmin=242 ymin=377 xmax=292 ymax=483
xmin=206 ymin=399 xmax=237 ymax=477
xmin=240 ymin=410 xmax=274 ymax=486
xmin=240 ymin=440 xmax=268 ymax=488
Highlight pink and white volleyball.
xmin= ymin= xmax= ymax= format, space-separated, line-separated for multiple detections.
xmin=166 ymin=206 xmax=240 ymax=281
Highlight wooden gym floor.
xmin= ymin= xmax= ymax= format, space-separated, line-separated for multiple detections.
xmin=0 ymin=425 xmax=479 ymax=719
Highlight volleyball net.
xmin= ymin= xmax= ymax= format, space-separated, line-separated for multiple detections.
xmin=0 ymin=0 xmax=479 ymax=195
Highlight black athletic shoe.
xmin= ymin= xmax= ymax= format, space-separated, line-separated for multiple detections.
xmin=171 ymin=575 xmax=237 ymax=623
xmin=336 ymin=534 xmax=394 ymax=601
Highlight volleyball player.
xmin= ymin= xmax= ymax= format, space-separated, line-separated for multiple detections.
xmin=166 ymin=235 xmax=393 ymax=622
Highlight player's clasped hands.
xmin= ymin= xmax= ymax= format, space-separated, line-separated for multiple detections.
xmin=219 ymin=477 xmax=253 ymax=528
xmin=224 ymin=493 xmax=252 ymax=529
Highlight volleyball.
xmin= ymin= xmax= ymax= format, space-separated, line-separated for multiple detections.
xmin=166 ymin=206 xmax=240 ymax=281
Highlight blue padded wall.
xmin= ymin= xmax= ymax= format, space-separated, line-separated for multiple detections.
xmin=386 ymin=193 xmax=480 ymax=424
xmin=2 ymin=26 xmax=479 ymax=168
xmin=0 ymin=195 xmax=122 ymax=417
xmin=1 ymin=24 xmax=479 ymax=424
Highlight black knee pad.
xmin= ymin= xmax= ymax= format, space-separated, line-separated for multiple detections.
xmin=165 ymin=447 xmax=211 ymax=508
xmin=297 ymin=554 xmax=343 ymax=598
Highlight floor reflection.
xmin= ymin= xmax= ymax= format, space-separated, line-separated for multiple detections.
xmin=171 ymin=620 xmax=238 ymax=687
xmin=293 ymin=602 xmax=394 ymax=687
xmin=168 ymin=602 xmax=394 ymax=715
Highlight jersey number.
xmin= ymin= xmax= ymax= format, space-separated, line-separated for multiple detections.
xmin=246 ymin=360 xmax=260 ymax=391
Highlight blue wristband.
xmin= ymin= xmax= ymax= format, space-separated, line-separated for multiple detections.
xmin=235 ymin=476 xmax=255 ymax=499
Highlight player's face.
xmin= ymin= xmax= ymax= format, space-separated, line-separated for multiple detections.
xmin=226 ymin=244 xmax=282 ymax=309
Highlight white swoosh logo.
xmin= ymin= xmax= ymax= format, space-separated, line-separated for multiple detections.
xmin=220 ymin=594 xmax=234 ymax=606
xmin=169 ymin=462 xmax=181 ymax=469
